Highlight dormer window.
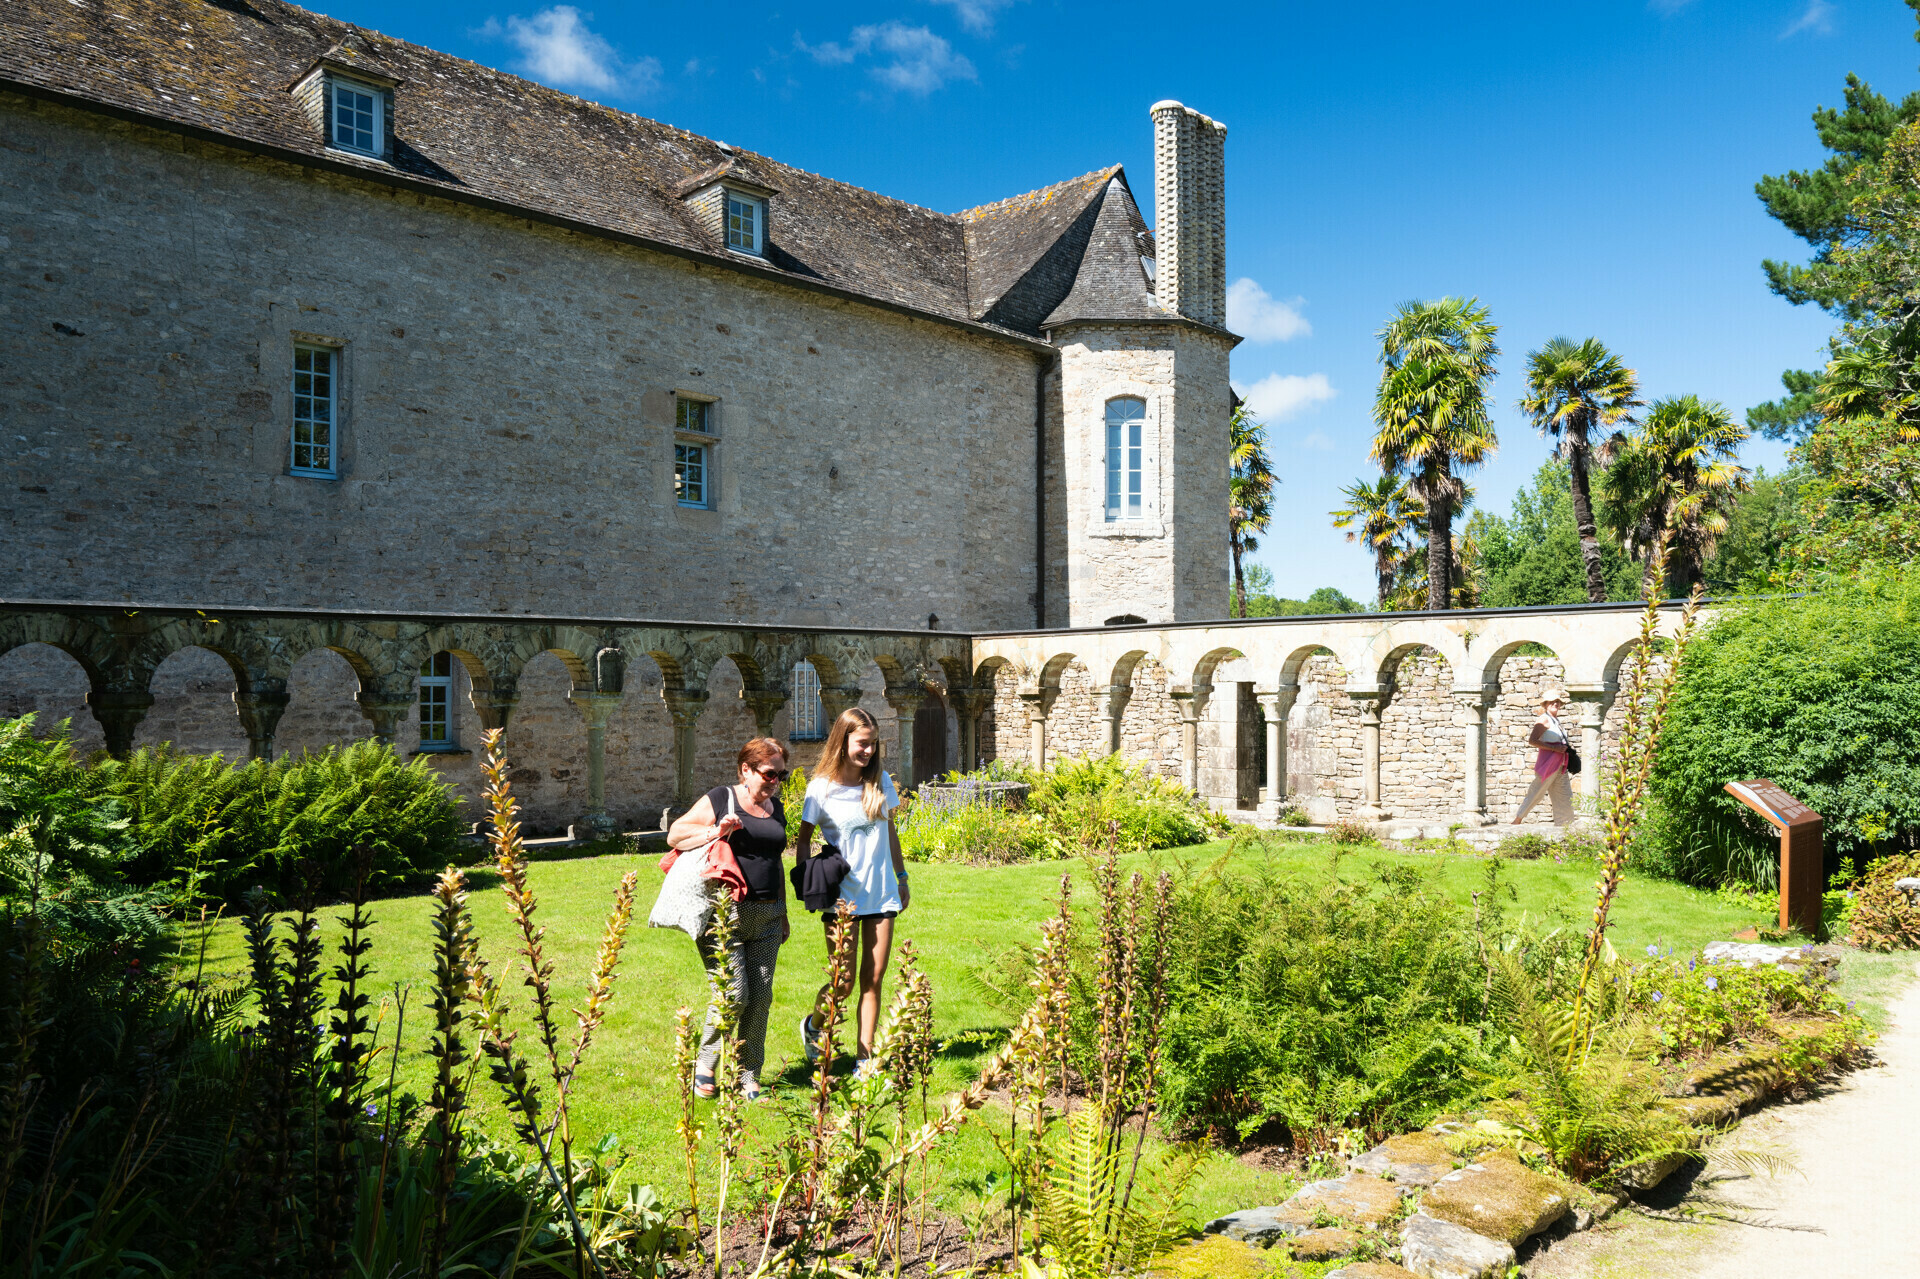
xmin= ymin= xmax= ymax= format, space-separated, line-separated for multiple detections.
xmin=726 ymin=190 xmax=765 ymax=255
xmin=328 ymin=75 xmax=385 ymax=157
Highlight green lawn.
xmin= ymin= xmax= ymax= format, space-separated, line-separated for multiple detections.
xmin=185 ymin=836 xmax=1811 ymax=1222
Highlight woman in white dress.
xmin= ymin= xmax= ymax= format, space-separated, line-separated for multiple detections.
xmin=1512 ymin=689 xmax=1575 ymax=825
xmin=794 ymin=706 xmax=911 ymax=1078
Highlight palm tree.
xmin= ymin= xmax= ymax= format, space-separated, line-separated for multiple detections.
xmin=1601 ymin=395 xmax=1751 ymax=594
xmin=1519 ymin=337 xmax=1642 ymax=602
xmin=1372 ymin=297 xmax=1501 ymax=610
xmin=1331 ymin=474 xmax=1419 ymax=608
xmin=1228 ymin=404 xmax=1277 ymax=618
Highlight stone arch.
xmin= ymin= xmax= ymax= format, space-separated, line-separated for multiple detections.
xmin=1286 ymin=647 xmax=1355 ymax=822
xmin=695 ymin=655 xmax=763 ymax=788
xmin=1114 ymin=651 xmax=1180 ymax=777
xmin=0 ymin=641 xmax=104 ymax=755
xmin=133 ymin=645 xmax=248 ymax=757
xmin=1190 ymin=646 xmax=1245 ymax=690
xmin=1377 ymin=645 xmax=1458 ymax=819
xmin=1486 ymin=641 xmax=1570 ymax=823
xmin=275 ymin=646 xmax=374 ymax=759
xmin=1037 ymin=650 xmax=1079 ymax=693
xmin=0 ymin=613 xmax=115 ymax=686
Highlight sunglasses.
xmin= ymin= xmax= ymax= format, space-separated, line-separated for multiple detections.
xmin=749 ymin=766 xmax=791 ymax=783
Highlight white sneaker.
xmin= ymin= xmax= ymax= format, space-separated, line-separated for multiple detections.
xmin=801 ymin=1013 xmax=822 ymax=1064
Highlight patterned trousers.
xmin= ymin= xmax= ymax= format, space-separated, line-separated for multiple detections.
xmin=695 ymin=898 xmax=787 ymax=1083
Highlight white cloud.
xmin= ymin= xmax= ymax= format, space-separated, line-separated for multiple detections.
xmin=1782 ymin=0 xmax=1834 ymax=37
xmin=797 ymin=21 xmax=976 ymax=94
xmin=1226 ymin=278 xmax=1311 ymax=343
xmin=927 ymin=0 xmax=1019 ymax=36
xmin=476 ymin=7 xmax=659 ymax=95
xmin=1236 ymin=372 xmax=1337 ymax=423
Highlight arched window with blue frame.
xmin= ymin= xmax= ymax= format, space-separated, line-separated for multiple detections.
xmin=1104 ymin=397 xmax=1146 ymax=521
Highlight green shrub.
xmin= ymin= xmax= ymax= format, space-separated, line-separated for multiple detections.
xmin=1498 ymin=833 xmax=1552 ymax=861
xmin=1844 ymin=851 xmax=1920 ymax=950
xmin=86 ymin=736 xmax=465 ymax=903
xmin=1646 ymin=569 xmax=1920 ymax=887
xmin=1631 ymin=950 xmax=1845 ymax=1055
xmin=966 ymin=850 xmax=1495 ymax=1144
xmin=1325 ymin=819 xmax=1373 ymax=846
xmin=781 ymin=765 xmax=808 ymax=847
xmin=897 ymin=799 xmax=1053 ymax=864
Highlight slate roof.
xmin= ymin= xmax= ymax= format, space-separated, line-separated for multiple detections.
xmin=0 ymin=0 xmax=1201 ymax=342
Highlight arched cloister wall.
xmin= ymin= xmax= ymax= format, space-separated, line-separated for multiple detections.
xmin=1288 ymin=652 xmax=1357 ymax=820
xmin=277 ymin=648 xmax=372 ymax=757
xmin=1116 ymin=655 xmax=1181 ymax=777
xmin=1377 ymin=649 xmax=1461 ymax=820
xmin=133 ymin=646 xmax=246 ymax=757
xmin=1487 ymin=652 xmax=1571 ymax=824
xmin=0 ymin=643 xmax=101 ymax=754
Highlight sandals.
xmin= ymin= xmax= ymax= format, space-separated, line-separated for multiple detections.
xmin=695 ymin=1073 xmax=765 ymax=1101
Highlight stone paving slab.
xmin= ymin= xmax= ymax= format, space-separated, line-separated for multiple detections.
xmin=1419 ymin=1150 xmax=1570 ymax=1246
xmin=1398 ymin=1212 xmax=1516 ymax=1279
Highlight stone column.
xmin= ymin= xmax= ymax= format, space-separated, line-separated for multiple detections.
xmin=884 ymin=687 xmax=924 ymax=788
xmin=950 ymin=688 xmax=989 ymax=773
xmin=1017 ymin=687 xmax=1056 ymax=771
xmin=818 ymin=685 xmax=864 ymax=729
xmin=1254 ymin=687 xmax=1297 ymax=819
xmin=569 ymin=690 xmax=624 ymax=838
xmin=233 ymin=683 xmax=291 ymax=762
xmin=744 ymin=688 xmax=788 ymax=740
xmin=356 ymin=686 xmax=414 ymax=750
xmin=1569 ymin=683 xmax=1616 ymax=809
xmin=661 ymin=687 xmax=709 ymax=809
xmin=87 ymin=688 xmax=154 ymax=760
xmin=1095 ymin=683 xmax=1133 ymax=756
xmin=1453 ymin=686 xmax=1496 ymax=827
xmin=1347 ymin=687 xmax=1390 ymax=822
xmin=1170 ymin=686 xmax=1211 ymax=795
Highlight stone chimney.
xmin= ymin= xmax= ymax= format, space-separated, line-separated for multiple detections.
xmin=1149 ymin=101 xmax=1227 ymax=328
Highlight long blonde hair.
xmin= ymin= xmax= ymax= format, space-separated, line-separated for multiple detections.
xmin=818 ymin=707 xmax=888 ymax=822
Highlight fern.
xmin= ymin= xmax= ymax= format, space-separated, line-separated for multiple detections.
xmin=1027 ymin=1106 xmax=1201 ymax=1278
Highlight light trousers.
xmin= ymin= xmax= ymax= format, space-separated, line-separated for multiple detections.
xmin=1515 ymin=765 xmax=1574 ymax=825
xmin=694 ymin=897 xmax=786 ymax=1084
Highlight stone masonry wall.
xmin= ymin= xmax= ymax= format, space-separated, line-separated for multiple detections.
xmin=0 ymin=639 xmax=918 ymax=836
xmin=974 ymin=647 xmax=1636 ymax=826
xmin=2 ymin=95 xmax=1044 ymax=632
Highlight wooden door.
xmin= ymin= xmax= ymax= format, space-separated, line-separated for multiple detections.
xmin=912 ymin=694 xmax=949 ymax=787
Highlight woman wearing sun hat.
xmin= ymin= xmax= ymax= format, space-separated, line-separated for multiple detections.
xmin=1512 ymin=688 xmax=1574 ymax=825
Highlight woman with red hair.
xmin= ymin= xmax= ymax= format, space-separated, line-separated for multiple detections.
xmin=666 ymin=736 xmax=792 ymax=1099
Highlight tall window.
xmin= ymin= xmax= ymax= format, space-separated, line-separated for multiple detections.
xmin=419 ymin=652 xmax=454 ymax=749
xmin=1104 ymin=397 xmax=1146 ymax=521
xmin=329 ymin=78 xmax=382 ymax=156
xmin=675 ymin=395 xmax=713 ymax=508
xmin=726 ymin=191 xmax=764 ymax=254
xmin=791 ymin=661 xmax=825 ymax=740
xmin=675 ymin=443 xmax=708 ymax=507
xmin=291 ymin=344 xmax=336 ymax=477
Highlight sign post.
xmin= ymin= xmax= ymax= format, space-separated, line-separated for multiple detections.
xmin=1723 ymin=780 xmax=1824 ymax=937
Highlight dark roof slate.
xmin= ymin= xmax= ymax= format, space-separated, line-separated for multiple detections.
xmin=0 ymin=0 xmax=1182 ymax=342
xmin=1041 ymin=178 xmax=1164 ymax=329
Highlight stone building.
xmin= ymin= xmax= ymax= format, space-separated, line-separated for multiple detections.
xmin=1 ymin=0 xmax=1242 ymax=832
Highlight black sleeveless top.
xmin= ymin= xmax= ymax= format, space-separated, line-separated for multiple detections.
xmin=706 ymin=785 xmax=787 ymax=903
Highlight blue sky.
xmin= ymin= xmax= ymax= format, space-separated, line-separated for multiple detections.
xmin=318 ymin=0 xmax=1919 ymax=600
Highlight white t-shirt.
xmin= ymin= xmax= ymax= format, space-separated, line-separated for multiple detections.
xmin=802 ymin=771 xmax=902 ymax=916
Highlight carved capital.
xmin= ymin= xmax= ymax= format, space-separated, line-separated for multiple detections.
xmin=661 ymin=687 xmax=709 ymax=728
xmin=569 ymin=689 xmax=623 ymax=729
xmin=1253 ymin=686 xmax=1297 ymax=722
xmin=87 ymin=687 xmax=155 ymax=758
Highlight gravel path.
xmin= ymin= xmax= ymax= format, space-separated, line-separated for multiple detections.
xmin=1527 ymin=960 xmax=1920 ymax=1277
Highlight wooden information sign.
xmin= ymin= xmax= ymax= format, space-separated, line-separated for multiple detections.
xmin=1724 ymin=780 xmax=1824 ymax=935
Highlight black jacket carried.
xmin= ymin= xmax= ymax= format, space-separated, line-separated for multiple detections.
xmin=790 ymin=844 xmax=849 ymax=913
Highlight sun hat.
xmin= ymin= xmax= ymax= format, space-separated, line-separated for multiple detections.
xmin=1539 ymin=686 xmax=1567 ymax=705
